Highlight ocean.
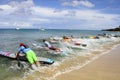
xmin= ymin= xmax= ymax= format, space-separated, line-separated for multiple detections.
xmin=0 ymin=29 xmax=120 ymax=80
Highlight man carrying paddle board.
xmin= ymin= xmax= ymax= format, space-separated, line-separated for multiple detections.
xmin=17 ymin=43 xmax=40 ymax=70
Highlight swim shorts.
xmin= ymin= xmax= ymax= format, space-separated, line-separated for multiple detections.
xmin=26 ymin=50 xmax=38 ymax=64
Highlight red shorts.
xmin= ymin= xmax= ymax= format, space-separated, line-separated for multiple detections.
xmin=49 ymin=46 xmax=56 ymax=50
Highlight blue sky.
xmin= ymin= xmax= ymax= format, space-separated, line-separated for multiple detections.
xmin=0 ymin=0 xmax=120 ymax=30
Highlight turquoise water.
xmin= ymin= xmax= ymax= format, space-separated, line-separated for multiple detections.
xmin=0 ymin=29 xmax=120 ymax=80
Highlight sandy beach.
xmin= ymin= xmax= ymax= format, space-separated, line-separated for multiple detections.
xmin=55 ymin=44 xmax=120 ymax=80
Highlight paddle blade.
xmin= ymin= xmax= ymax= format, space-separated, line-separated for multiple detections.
xmin=82 ymin=44 xmax=87 ymax=47
xmin=18 ymin=61 xmax=21 ymax=67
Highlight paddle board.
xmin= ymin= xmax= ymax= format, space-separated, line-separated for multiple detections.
xmin=0 ymin=51 xmax=54 ymax=65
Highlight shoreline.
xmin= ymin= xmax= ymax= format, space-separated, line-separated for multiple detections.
xmin=55 ymin=44 xmax=120 ymax=80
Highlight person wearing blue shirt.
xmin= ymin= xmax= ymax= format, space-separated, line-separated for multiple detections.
xmin=43 ymin=39 xmax=61 ymax=52
xmin=17 ymin=43 xmax=40 ymax=69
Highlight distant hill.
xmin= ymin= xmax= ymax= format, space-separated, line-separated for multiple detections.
xmin=102 ymin=26 xmax=120 ymax=31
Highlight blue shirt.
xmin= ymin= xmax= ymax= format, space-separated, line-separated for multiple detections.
xmin=44 ymin=41 xmax=52 ymax=48
xmin=18 ymin=46 xmax=31 ymax=54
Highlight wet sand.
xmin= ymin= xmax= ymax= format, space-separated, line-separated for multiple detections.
xmin=56 ymin=44 xmax=120 ymax=80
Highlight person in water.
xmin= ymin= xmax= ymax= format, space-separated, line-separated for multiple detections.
xmin=62 ymin=35 xmax=72 ymax=42
xmin=43 ymin=39 xmax=61 ymax=52
xmin=17 ymin=43 xmax=40 ymax=69
xmin=62 ymin=35 xmax=87 ymax=47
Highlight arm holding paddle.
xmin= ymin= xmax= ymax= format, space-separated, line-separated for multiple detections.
xmin=16 ymin=51 xmax=21 ymax=67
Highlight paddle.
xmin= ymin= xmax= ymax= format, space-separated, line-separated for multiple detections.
xmin=17 ymin=53 xmax=25 ymax=69
xmin=16 ymin=53 xmax=21 ymax=67
xmin=74 ymin=42 xmax=87 ymax=47
xmin=17 ymin=59 xmax=21 ymax=67
xmin=82 ymin=44 xmax=87 ymax=47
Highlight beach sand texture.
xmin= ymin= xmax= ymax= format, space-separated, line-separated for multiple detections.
xmin=56 ymin=45 xmax=120 ymax=80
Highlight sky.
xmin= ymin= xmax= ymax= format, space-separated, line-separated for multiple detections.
xmin=0 ymin=0 xmax=120 ymax=30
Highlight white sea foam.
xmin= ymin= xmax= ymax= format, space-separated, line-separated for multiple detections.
xmin=0 ymin=29 xmax=120 ymax=80
xmin=48 ymin=43 xmax=120 ymax=80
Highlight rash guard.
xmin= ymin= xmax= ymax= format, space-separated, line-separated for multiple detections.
xmin=44 ymin=41 xmax=52 ymax=48
xmin=18 ymin=46 xmax=38 ymax=64
xmin=18 ymin=46 xmax=31 ymax=54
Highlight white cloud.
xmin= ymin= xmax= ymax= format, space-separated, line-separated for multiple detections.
xmin=0 ymin=5 xmax=11 ymax=9
xmin=30 ymin=17 xmax=50 ymax=23
xmin=0 ymin=0 xmax=119 ymax=29
xmin=31 ymin=7 xmax=70 ymax=18
xmin=62 ymin=0 xmax=95 ymax=8
xmin=13 ymin=21 xmax=32 ymax=28
xmin=0 ymin=21 xmax=9 ymax=26
xmin=0 ymin=5 xmax=16 ymax=15
xmin=74 ymin=10 xmax=119 ymax=21
xmin=0 ymin=0 xmax=34 ymax=15
xmin=69 ymin=10 xmax=120 ymax=29
xmin=8 ymin=0 xmax=34 ymax=16
xmin=0 ymin=0 xmax=35 ymax=28
xmin=8 ymin=0 xmax=34 ymax=8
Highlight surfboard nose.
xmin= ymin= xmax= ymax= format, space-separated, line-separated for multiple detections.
xmin=47 ymin=58 xmax=54 ymax=64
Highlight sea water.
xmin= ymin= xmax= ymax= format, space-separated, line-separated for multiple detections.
xmin=0 ymin=29 xmax=120 ymax=80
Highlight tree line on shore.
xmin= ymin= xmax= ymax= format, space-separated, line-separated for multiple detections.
xmin=102 ymin=26 xmax=120 ymax=31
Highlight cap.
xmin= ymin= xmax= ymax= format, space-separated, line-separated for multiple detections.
xmin=19 ymin=43 xmax=25 ymax=47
